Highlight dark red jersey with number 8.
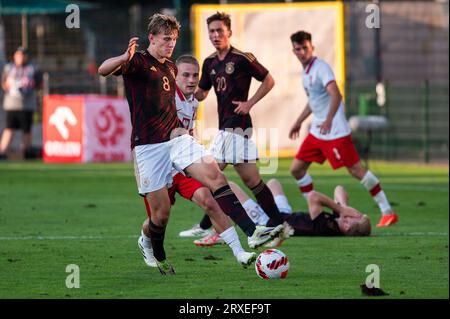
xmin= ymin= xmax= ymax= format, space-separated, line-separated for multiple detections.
xmin=115 ymin=50 xmax=182 ymax=148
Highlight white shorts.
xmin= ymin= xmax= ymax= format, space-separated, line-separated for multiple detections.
xmin=170 ymin=134 xmax=210 ymax=173
xmin=209 ymin=130 xmax=258 ymax=164
xmin=133 ymin=134 xmax=210 ymax=195
xmin=242 ymin=195 xmax=292 ymax=226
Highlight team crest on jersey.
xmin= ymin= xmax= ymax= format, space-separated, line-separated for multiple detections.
xmin=150 ymin=66 xmax=157 ymax=72
xmin=210 ymin=69 xmax=216 ymax=75
xmin=225 ymin=62 xmax=235 ymax=74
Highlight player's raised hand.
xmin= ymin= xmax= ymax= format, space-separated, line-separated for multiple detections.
xmin=341 ymin=206 xmax=363 ymax=219
xmin=124 ymin=37 xmax=139 ymax=61
xmin=232 ymin=101 xmax=252 ymax=115
xmin=289 ymin=121 xmax=302 ymax=140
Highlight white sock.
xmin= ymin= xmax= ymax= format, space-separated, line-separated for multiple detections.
xmin=141 ymin=229 xmax=152 ymax=247
xmin=242 ymin=199 xmax=270 ymax=225
xmin=361 ymin=171 xmax=392 ymax=215
xmin=373 ymin=191 xmax=393 ymax=215
xmin=220 ymin=226 xmax=244 ymax=257
xmin=297 ymin=174 xmax=314 ymax=199
xmin=361 ymin=170 xmax=379 ymax=190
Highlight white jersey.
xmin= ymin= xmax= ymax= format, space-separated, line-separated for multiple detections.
xmin=175 ymin=86 xmax=199 ymax=131
xmin=171 ymin=86 xmax=200 ymax=178
xmin=302 ymin=57 xmax=351 ymax=141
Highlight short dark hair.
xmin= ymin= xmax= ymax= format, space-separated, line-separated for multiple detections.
xmin=206 ymin=11 xmax=231 ymax=30
xmin=176 ymin=55 xmax=199 ymax=67
xmin=290 ymin=31 xmax=312 ymax=44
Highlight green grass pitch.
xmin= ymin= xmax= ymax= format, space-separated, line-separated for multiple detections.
xmin=0 ymin=159 xmax=448 ymax=298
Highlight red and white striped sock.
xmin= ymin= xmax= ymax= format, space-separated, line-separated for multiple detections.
xmin=296 ymin=174 xmax=314 ymax=199
xmin=361 ymin=171 xmax=392 ymax=215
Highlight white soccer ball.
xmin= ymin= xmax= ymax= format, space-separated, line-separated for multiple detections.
xmin=255 ymin=249 xmax=289 ymax=279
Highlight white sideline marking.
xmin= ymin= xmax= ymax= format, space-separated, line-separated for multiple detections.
xmin=375 ymin=232 xmax=448 ymax=237
xmin=0 ymin=232 xmax=447 ymax=241
xmin=273 ymin=177 xmax=449 ymax=192
xmin=0 ymin=235 xmax=138 ymax=241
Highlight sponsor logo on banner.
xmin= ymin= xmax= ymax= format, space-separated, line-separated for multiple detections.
xmin=43 ymin=97 xmax=83 ymax=162
xmin=94 ymin=105 xmax=125 ymax=147
xmin=49 ymin=106 xmax=78 ymax=140
xmin=85 ymin=99 xmax=131 ymax=162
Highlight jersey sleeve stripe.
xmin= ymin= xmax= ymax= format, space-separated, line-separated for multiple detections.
xmin=206 ymin=52 xmax=218 ymax=60
xmin=231 ymin=48 xmax=256 ymax=62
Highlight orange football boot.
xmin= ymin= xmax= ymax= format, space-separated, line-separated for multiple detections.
xmin=376 ymin=213 xmax=399 ymax=227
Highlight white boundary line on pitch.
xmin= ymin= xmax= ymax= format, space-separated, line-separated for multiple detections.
xmin=0 ymin=235 xmax=138 ymax=241
xmin=271 ymin=177 xmax=449 ymax=192
xmin=375 ymin=232 xmax=448 ymax=237
xmin=0 ymin=232 xmax=448 ymax=241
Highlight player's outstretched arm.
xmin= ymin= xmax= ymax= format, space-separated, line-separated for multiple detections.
xmin=289 ymin=104 xmax=312 ymax=139
xmin=233 ymin=73 xmax=275 ymax=115
xmin=98 ymin=37 xmax=139 ymax=76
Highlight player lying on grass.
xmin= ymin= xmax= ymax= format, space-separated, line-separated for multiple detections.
xmin=193 ymin=178 xmax=371 ymax=247
xmin=137 ymin=55 xmax=284 ymax=269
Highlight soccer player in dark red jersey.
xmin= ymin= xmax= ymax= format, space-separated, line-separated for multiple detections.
xmin=98 ymin=14 xmax=283 ymax=275
xmin=191 ymin=12 xmax=286 ymax=236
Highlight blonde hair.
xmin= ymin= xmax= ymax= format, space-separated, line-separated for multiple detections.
xmin=147 ymin=13 xmax=180 ymax=36
xmin=346 ymin=214 xmax=371 ymax=236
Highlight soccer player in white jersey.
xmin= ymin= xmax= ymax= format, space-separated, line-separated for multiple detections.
xmin=137 ymin=55 xmax=283 ymax=269
xmin=288 ymin=31 xmax=398 ymax=228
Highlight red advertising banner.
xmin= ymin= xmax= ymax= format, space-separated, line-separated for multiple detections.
xmin=43 ymin=95 xmax=131 ymax=163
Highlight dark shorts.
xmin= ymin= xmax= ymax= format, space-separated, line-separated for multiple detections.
xmin=5 ymin=111 xmax=33 ymax=133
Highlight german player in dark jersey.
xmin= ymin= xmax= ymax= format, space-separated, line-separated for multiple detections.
xmin=98 ymin=14 xmax=285 ymax=275
xmin=198 ymin=46 xmax=268 ymax=131
xmin=193 ymin=12 xmax=287 ymax=233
